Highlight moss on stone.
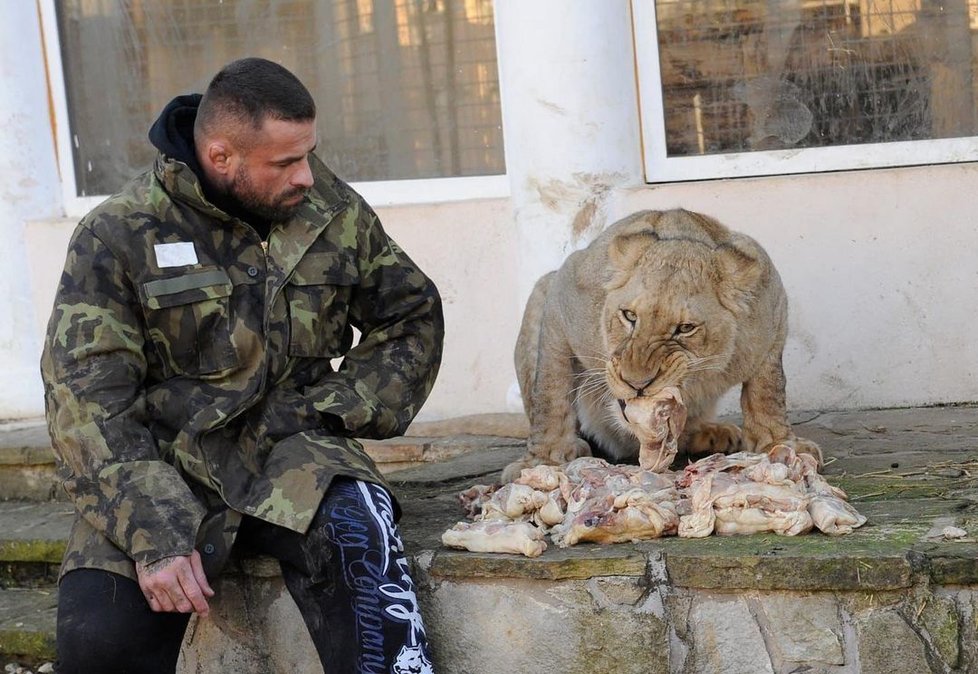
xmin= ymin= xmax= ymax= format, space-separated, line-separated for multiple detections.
xmin=564 ymin=605 xmax=669 ymax=674
xmin=665 ymin=549 xmax=911 ymax=591
xmin=919 ymin=595 xmax=961 ymax=668
xmin=0 ymin=629 xmax=56 ymax=661
xmin=926 ymin=549 xmax=978 ymax=585
xmin=0 ymin=540 xmax=65 ymax=565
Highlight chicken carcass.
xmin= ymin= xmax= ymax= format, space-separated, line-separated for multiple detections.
xmin=457 ymin=483 xmax=499 ymax=519
xmin=678 ymin=444 xmax=864 ymax=537
xmin=802 ymin=470 xmax=868 ymax=535
xmin=441 ymin=520 xmax=547 ymax=557
xmin=479 ymin=483 xmax=550 ymax=521
xmin=551 ymin=486 xmax=680 ymax=546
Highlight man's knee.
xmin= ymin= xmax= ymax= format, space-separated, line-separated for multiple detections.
xmin=57 ymin=569 xmax=189 ymax=674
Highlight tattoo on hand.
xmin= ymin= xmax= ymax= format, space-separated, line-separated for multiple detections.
xmin=137 ymin=556 xmax=177 ymax=575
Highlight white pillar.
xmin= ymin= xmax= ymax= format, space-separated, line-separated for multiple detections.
xmin=0 ymin=5 xmax=63 ymax=418
xmin=494 ymin=0 xmax=644 ymax=305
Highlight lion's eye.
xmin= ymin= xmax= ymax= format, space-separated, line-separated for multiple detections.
xmin=675 ymin=322 xmax=697 ymax=336
xmin=621 ymin=309 xmax=638 ymax=325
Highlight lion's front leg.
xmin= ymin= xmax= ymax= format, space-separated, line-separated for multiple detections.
xmin=501 ymin=423 xmax=591 ymax=482
xmin=681 ymin=420 xmax=743 ymax=456
xmin=502 ymin=323 xmax=592 ymax=483
xmin=502 ymin=390 xmax=592 ymax=483
xmin=740 ymin=350 xmax=823 ymax=467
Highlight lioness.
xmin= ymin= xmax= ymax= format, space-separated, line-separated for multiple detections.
xmin=501 ymin=209 xmax=820 ymax=483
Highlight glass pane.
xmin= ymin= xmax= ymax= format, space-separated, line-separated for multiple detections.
xmin=655 ymin=0 xmax=977 ymax=157
xmin=55 ymin=0 xmax=504 ymax=197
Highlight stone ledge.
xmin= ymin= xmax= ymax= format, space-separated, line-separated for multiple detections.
xmin=0 ymin=417 xmax=527 ymax=484
xmin=0 ymin=588 xmax=56 ymax=663
xmin=428 ymin=547 xmax=648 ymax=581
xmin=362 ymin=434 xmax=524 ymax=474
xmin=664 ymin=548 xmax=913 ymax=591
xmin=422 ymin=540 xmax=975 ymax=593
xmin=0 ymin=502 xmax=72 ymax=566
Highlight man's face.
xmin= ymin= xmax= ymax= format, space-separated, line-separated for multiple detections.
xmin=225 ymin=117 xmax=318 ymax=222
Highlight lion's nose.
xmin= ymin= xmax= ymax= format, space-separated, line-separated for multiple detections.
xmin=624 ymin=376 xmax=655 ymax=394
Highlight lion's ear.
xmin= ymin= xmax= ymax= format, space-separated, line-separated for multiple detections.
xmin=608 ymin=231 xmax=655 ymax=270
xmin=714 ymin=244 xmax=765 ymax=313
xmin=607 ymin=211 xmax=664 ymax=270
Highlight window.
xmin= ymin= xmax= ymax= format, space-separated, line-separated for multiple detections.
xmin=633 ymin=0 xmax=978 ymax=181
xmin=41 ymin=0 xmax=506 ymax=214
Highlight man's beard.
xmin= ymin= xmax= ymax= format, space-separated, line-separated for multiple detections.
xmin=228 ymin=166 xmax=308 ymax=222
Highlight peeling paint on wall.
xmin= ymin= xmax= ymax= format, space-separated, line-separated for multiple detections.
xmin=525 ymin=171 xmax=629 ymax=243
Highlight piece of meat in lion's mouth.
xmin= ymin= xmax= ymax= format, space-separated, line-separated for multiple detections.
xmin=622 ymin=386 xmax=687 ymax=472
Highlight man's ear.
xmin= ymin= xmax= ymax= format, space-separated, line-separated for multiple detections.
xmin=203 ymin=141 xmax=232 ymax=175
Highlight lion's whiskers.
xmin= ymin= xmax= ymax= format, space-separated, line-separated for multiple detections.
xmin=572 ymin=376 xmax=608 ymax=404
xmin=686 ymin=355 xmax=726 ymax=374
xmin=574 ymin=354 xmax=609 ymax=364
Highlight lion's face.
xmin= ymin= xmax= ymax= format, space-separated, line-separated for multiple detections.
xmin=600 ymin=256 xmax=738 ymax=411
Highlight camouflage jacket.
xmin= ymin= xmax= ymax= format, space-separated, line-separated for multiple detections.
xmin=41 ymin=153 xmax=444 ymax=580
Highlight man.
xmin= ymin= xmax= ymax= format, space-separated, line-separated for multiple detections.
xmin=41 ymin=57 xmax=443 ymax=673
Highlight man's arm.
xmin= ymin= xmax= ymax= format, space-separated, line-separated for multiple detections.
xmin=304 ymin=201 xmax=445 ymax=439
xmin=41 ymin=224 xmax=207 ymax=569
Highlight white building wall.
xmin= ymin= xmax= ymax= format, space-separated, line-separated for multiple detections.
xmin=0 ymin=4 xmax=63 ymax=420
xmin=494 ymin=0 xmax=645 ymax=306
xmin=4 ymin=1 xmax=978 ymax=422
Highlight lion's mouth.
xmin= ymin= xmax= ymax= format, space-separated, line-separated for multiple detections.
xmin=617 ymin=399 xmax=628 ymax=422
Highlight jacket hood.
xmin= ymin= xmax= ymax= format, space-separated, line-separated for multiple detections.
xmin=148 ymin=93 xmax=268 ymax=232
xmin=148 ymin=94 xmax=204 ymax=177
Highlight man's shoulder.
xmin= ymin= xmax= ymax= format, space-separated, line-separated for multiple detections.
xmin=80 ymin=167 xmax=169 ymax=231
xmin=309 ymin=154 xmax=369 ymax=213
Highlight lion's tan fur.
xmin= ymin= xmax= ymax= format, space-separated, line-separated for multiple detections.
xmin=502 ymin=209 xmax=819 ymax=482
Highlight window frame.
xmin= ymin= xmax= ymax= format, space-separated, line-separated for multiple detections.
xmin=631 ymin=0 xmax=978 ymax=183
xmin=38 ymin=0 xmax=508 ymax=219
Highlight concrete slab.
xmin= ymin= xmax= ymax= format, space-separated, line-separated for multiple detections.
xmin=0 ymin=588 xmax=57 ymax=662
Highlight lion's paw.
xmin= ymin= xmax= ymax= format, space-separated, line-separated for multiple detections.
xmin=760 ymin=436 xmax=825 ymax=470
xmin=549 ymin=437 xmax=593 ymax=465
xmin=787 ymin=436 xmax=824 ymax=468
xmin=500 ymin=454 xmax=544 ymax=484
xmin=502 ymin=439 xmax=592 ymax=483
xmin=683 ymin=423 xmax=744 ymax=456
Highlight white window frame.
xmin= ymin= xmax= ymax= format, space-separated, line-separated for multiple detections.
xmin=38 ymin=0 xmax=508 ymax=219
xmin=631 ymin=0 xmax=978 ymax=183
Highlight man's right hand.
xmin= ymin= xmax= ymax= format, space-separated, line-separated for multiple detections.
xmin=136 ymin=550 xmax=215 ymax=616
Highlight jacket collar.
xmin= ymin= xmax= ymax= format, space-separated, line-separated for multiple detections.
xmin=153 ymin=152 xmax=352 ymax=282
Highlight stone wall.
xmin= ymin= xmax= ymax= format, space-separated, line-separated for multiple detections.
xmin=178 ymin=551 xmax=976 ymax=674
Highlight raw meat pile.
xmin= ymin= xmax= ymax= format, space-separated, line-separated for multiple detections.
xmin=441 ymin=445 xmax=867 ymax=557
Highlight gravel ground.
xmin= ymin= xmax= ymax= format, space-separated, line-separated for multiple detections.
xmin=4 ymin=663 xmax=54 ymax=673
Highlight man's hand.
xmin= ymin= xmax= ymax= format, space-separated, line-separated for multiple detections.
xmin=136 ymin=550 xmax=215 ymax=616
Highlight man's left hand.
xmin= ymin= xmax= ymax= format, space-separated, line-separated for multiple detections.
xmin=136 ymin=550 xmax=215 ymax=616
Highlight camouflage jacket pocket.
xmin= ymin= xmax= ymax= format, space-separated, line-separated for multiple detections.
xmin=139 ymin=267 xmax=239 ymax=377
xmin=286 ymin=252 xmax=358 ymax=358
